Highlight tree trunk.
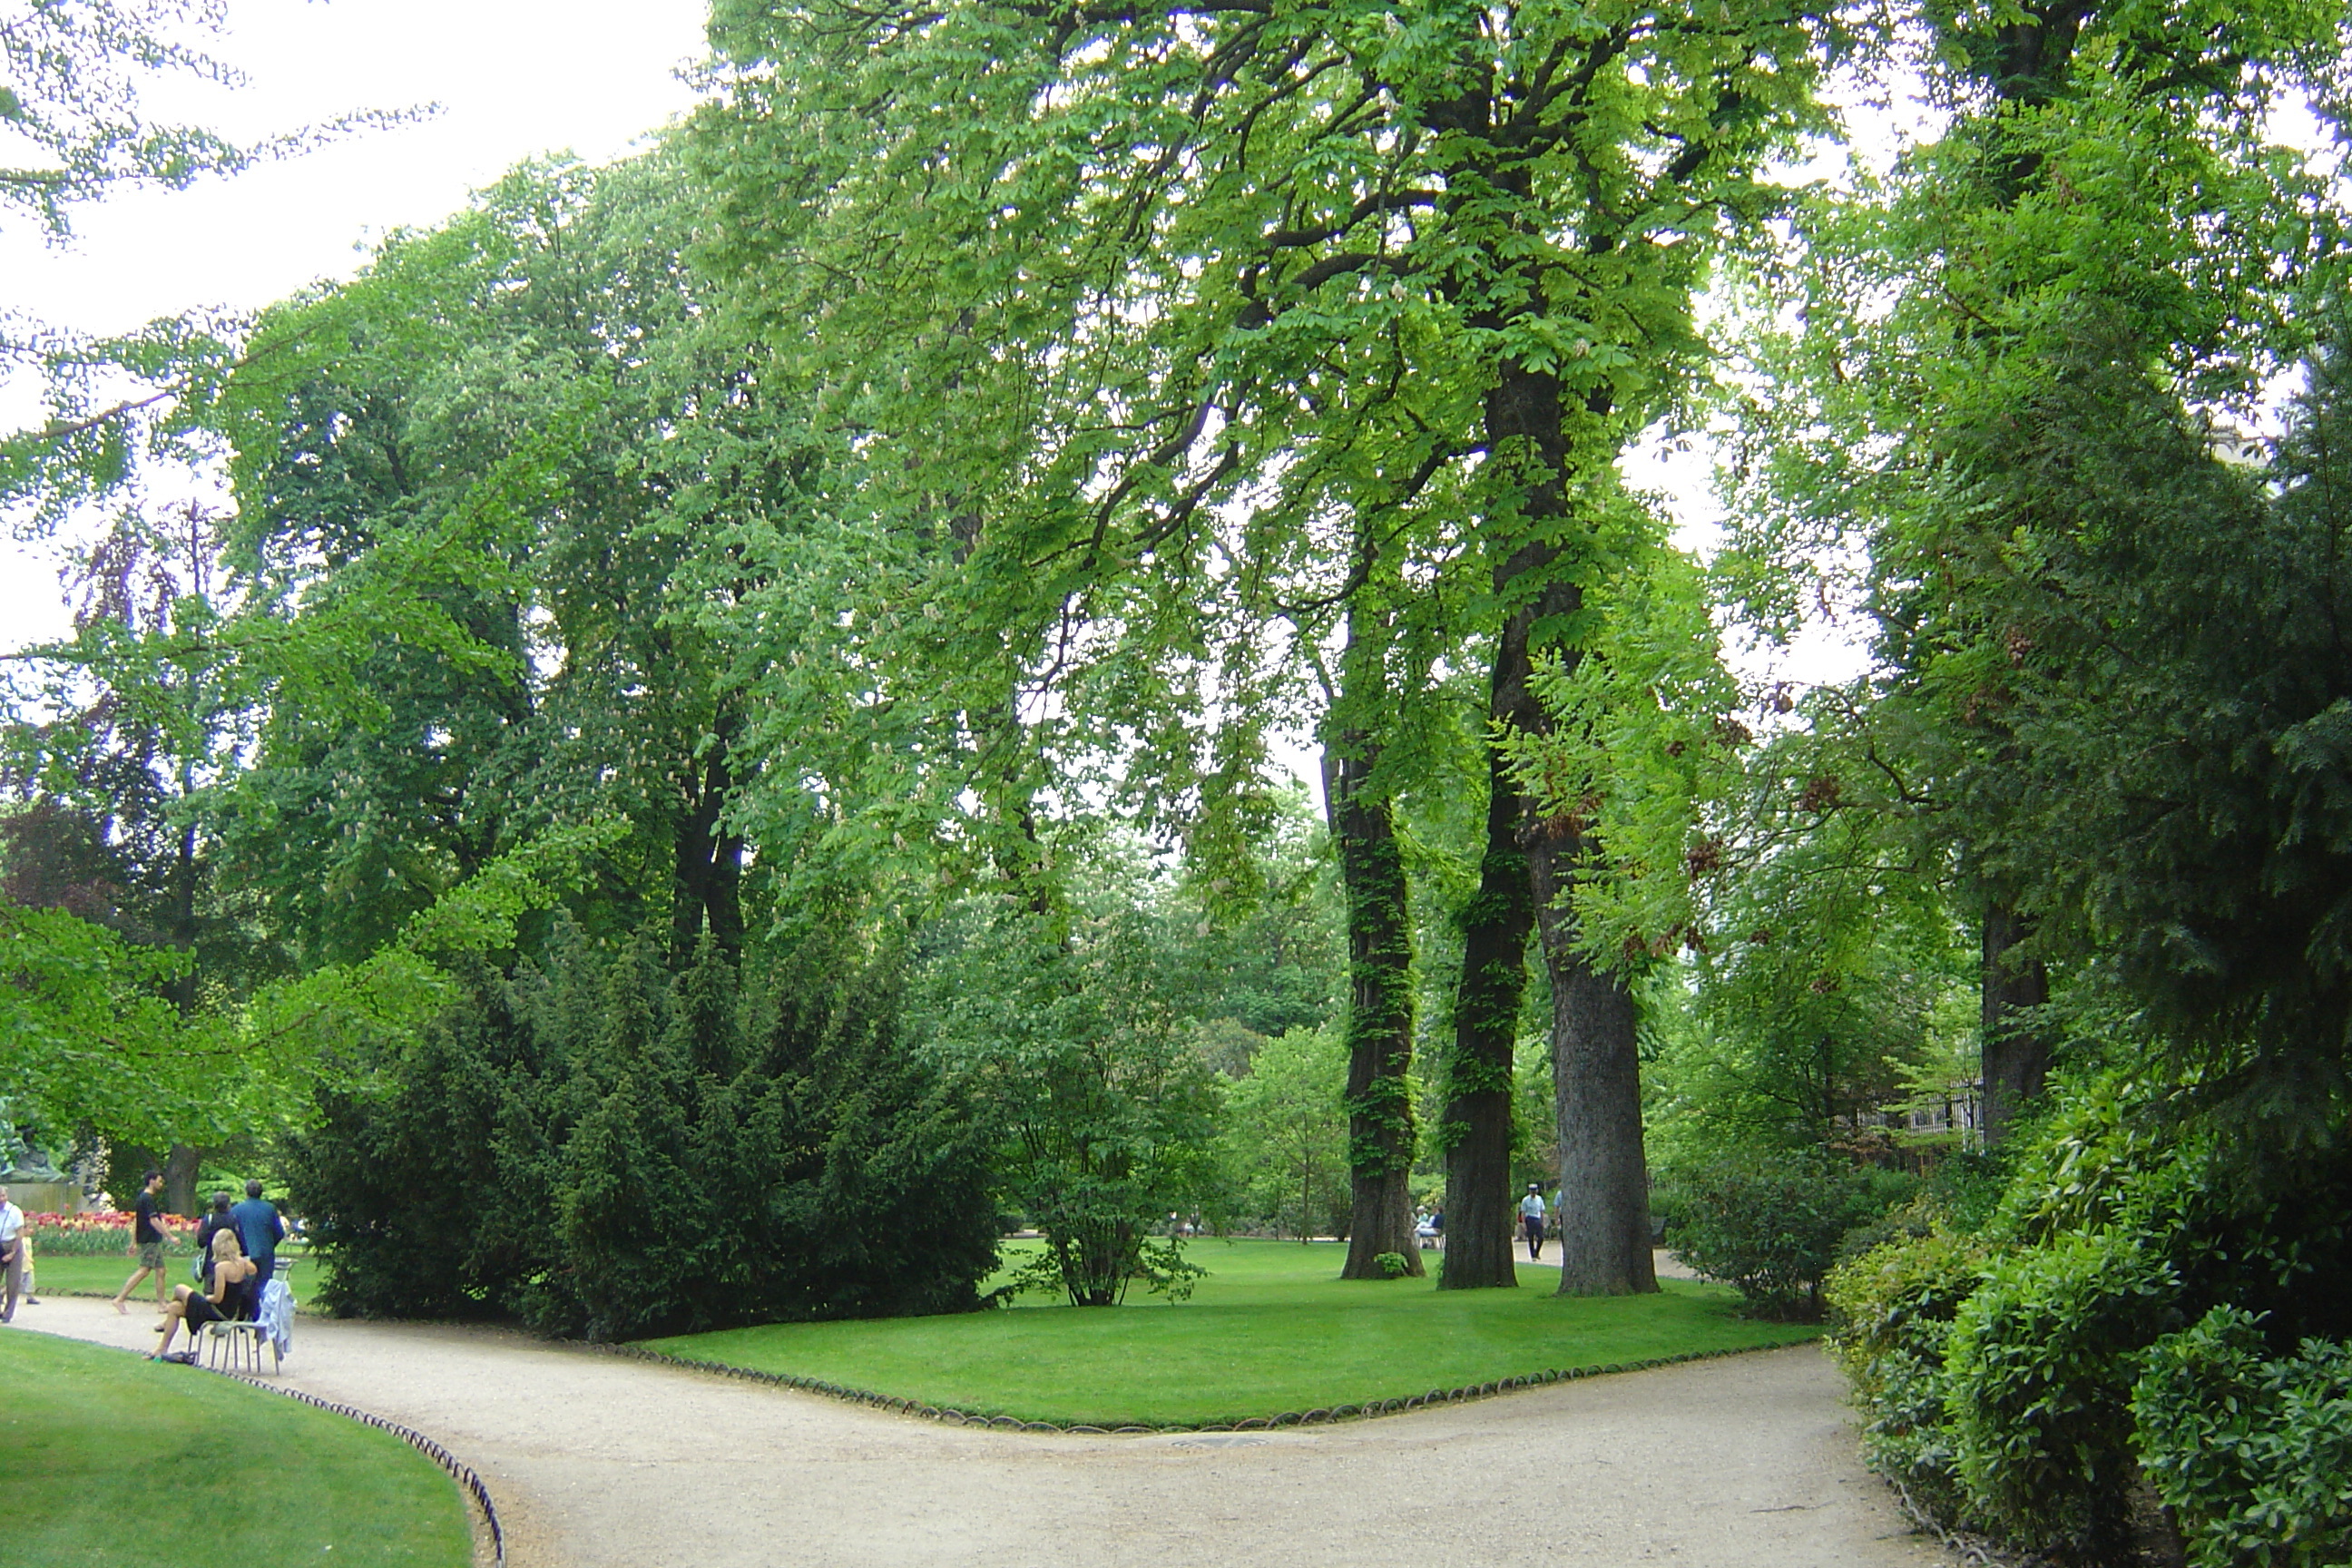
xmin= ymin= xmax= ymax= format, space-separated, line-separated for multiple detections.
xmin=671 ymin=705 xmax=746 ymax=967
xmin=167 ymin=812 xmax=199 ymax=1014
xmin=163 ymin=1143 xmax=201 ymax=1220
xmin=1531 ymin=825 xmax=1657 ymax=1294
xmin=1326 ymin=716 xmax=1423 ymax=1279
xmin=1980 ymin=901 xmax=2050 ymax=1146
xmin=1438 ymin=645 xmax=1538 ymax=1290
xmin=1961 ymin=11 xmax=2074 ymax=1152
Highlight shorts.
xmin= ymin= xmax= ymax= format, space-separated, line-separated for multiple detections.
xmin=139 ymin=1240 xmax=165 ymax=1270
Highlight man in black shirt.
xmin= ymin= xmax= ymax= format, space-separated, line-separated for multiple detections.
xmin=112 ymin=1170 xmax=171 ymax=1314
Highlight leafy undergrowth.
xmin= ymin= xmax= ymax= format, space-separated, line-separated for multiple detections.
xmin=0 ymin=1329 xmax=473 ymax=1568
xmin=645 ymin=1239 xmax=1819 ymax=1426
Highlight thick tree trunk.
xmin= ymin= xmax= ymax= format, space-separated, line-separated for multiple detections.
xmin=1438 ymin=646 xmax=1537 ymax=1290
xmin=1980 ymin=901 xmax=2050 ymax=1146
xmin=1531 ymin=828 xmax=1657 ymax=1294
xmin=1479 ymin=356 xmax=1656 ymax=1293
xmin=1326 ymin=713 xmax=1423 ymax=1279
xmin=163 ymin=1143 xmax=201 ymax=1220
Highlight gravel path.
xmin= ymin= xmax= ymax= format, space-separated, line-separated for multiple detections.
xmin=16 ymin=1295 xmax=1946 ymax=1568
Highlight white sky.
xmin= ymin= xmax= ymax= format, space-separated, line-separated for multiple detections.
xmin=0 ymin=0 xmax=710 ymax=649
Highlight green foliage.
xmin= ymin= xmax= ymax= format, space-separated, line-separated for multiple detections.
xmin=0 ymin=818 xmax=616 ymax=1152
xmin=1514 ymin=535 xmax=1746 ymax=970
xmin=0 ymin=0 xmax=405 ymax=240
xmin=1220 ymin=1024 xmax=1351 ymax=1241
xmin=1832 ymin=1066 xmax=2352 ymax=1560
xmin=285 ymin=922 xmax=1002 ymax=1338
xmin=1375 ymin=1251 xmax=1411 ymax=1279
xmin=1944 ymin=1231 xmax=2180 ymax=1561
xmin=2132 ymin=1308 xmax=2352 ymax=1568
xmin=1665 ymin=1149 xmax=1911 ymax=1319
xmin=1826 ymin=1229 xmax=2000 ymax=1522
xmin=914 ymin=894 xmax=1222 ymax=1307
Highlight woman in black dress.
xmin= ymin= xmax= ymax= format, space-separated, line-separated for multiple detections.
xmin=151 ymin=1228 xmax=255 ymax=1359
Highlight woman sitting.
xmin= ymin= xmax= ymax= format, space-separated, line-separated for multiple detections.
xmin=152 ymin=1228 xmax=255 ymax=1359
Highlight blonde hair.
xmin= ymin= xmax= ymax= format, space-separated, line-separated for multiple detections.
xmin=211 ymin=1228 xmax=244 ymax=1261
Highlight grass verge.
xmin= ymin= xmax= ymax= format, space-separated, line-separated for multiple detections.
xmin=24 ymin=1252 xmax=329 ymax=1305
xmin=646 ymin=1239 xmax=1818 ymax=1426
xmin=0 ymin=1328 xmax=474 ymax=1567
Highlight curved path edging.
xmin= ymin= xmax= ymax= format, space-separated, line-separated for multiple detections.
xmin=601 ymin=1333 xmax=1820 ymax=1436
xmin=211 ymin=1367 xmax=505 ymax=1564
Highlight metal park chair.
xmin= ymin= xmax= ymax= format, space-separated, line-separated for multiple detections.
xmin=200 ymin=1315 xmax=278 ymax=1375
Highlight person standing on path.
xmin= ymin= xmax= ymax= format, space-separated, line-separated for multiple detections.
xmin=231 ymin=1180 xmax=285 ymax=1295
xmin=1519 ymin=1184 xmax=1547 ymax=1261
xmin=113 ymin=1170 xmax=171 ymax=1314
xmin=0 ymin=1187 xmax=24 ymax=1322
xmin=195 ymin=1192 xmax=235 ymax=1284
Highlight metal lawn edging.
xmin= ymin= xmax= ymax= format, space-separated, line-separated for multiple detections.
xmin=211 ymin=1368 xmax=505 ymax=1564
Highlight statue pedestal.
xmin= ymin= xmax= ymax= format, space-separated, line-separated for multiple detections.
xmin=5 ymin=1182 xmax=88 ymax=1215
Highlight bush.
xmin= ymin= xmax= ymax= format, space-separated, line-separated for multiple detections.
xmin=285 ymin=925 xmax=1004 ymax=1338
xmin=1826 ymin=1229 xmax=2000 ymax=1523
xmin=912 ymin=898 xmax=1222 ymax=1307
xmin=1669 ymin=1149 xmax=1909 ymax=1318
xmin=1824 ymin=1069 xmax=2352 ymax=1563
xmin=2132 ymin=1307 xmax=2352 ymax=1568
xmin=1944 ymin=1230 xmax=2179 ymax=1563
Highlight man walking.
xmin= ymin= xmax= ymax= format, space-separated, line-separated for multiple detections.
xmin=230 ymin=1180 xmax=285 ymax=1296
xmin=113 ymin=1169 xmax=171 ymax=1315
xmin=0 ymin=1187 xmax=24 ymax=1323
xmin=1519 ymin=1183 xmax=1548 ymax=1261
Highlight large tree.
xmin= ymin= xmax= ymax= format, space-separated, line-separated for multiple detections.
xmin=1726 ymin=0 xmax=2338 ymax=1142
xmin=694 ymin=0 xmax=1838 ymax=1291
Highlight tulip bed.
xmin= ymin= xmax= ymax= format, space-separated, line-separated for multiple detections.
xmin=0 ymin=1329 xmax=472 ymax=1565
xmin=26 ymin=1210 xmax=198 ymax=1255
xmin=647 ymin=1238 xmax=1821 ymax=1427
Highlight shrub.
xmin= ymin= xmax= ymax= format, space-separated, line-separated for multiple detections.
xmin=1944 ymin=1230 xmax=2179 ymax=1562
xmin=286 ymin=925 xmax=1003 ymax=1338
xmin=2132 ymin=1307 xmax=2352 ymax=1568
xmin=1670 ymin=1149 xmax=1906 ymax=1318
xmin=1826 ymin=1229 xmax=2000 ymax=1523
xmin=912 ymin=898 xmax=1222 ymax=1307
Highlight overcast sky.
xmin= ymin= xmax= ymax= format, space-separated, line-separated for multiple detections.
xmin=1 ymin=0 xmax=710 ymax=649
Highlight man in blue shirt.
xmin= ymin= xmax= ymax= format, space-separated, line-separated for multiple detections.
xmin=1519 ymin=1184 xmax=1548 ymax=1261
xmin=230 ymin=1180 xmax=286 ymax=1296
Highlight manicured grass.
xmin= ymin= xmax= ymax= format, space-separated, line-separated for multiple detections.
xmin=0 ymin=1329 xmax=473 ymax=1568
xmin=647 ymin=1239 xmax=1818 ymax=1426
xmin=26 ymin=1253 xmax=328 ymax=1305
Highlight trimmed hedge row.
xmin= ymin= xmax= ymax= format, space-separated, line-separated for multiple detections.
xmin=599 ymin=1335 xmax=1818 ymax=1434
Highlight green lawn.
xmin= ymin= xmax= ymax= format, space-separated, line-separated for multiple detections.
xmin=647 ymin=1239 xmax=1818 ymax=1426
xmin=27 ymin=1252 xmax=328 ymax=1305
xmin=0 ymin=1329 xmax=473 ymax=1568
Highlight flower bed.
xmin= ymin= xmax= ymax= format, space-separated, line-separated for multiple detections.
xmin=27 ymin=1211 xmax=199 ymax=1256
